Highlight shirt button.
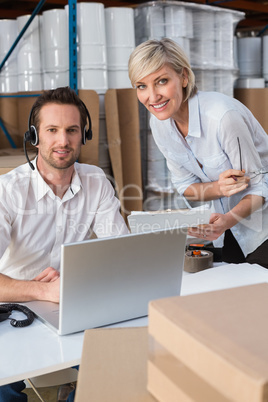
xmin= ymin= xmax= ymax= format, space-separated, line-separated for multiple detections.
xmin=57 ymin=227 xmax=62 ymax=233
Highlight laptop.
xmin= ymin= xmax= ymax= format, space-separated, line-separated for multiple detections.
xmin=25 ymin=229 xmax=187 ymax=335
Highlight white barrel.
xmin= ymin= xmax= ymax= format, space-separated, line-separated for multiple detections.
xmin=263 ymin=35 xmax=268 ymax=81
xmin=42 ymin=9 xmax=68 ymax=49
xmin=76 ymin=2 xmax=106 ymax=46
xmin=237 ymin=37 xmax=262 ymax=77
xmin=134 ymin=5 xmax=165 ymax=38
xmin=105 ymin=8 xmax=135 ymax=47
xmin=18 ymin=72 xmax=43 ymax=92
xmin=235 ymin=77 xmax=265 ymax=88
xmin=0 ymin=74 xmax=18 ymax=93
xmin=42 ymin=48 xmax=69 ymax=72
xmin=78 ymin=67 xmax=108 ymax=92
xmin=17 ymin=15 xmax=41 ymax=74
xmin=77 ymin=44 xmax=106 ymax=68
xmin=43 ymin=70 xmax=69 ymax=90
xmin=165 ymin=6 xmax=187 ymax=38
xmin=107 ymin=69 xmax=132 ymax=89
xmin=0 ymin=19 xmax=18 ymax=77
xmin=105 ymin=7 xmax=135 ymax=70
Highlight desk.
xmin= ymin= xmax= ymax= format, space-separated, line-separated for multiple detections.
xmin=1 ymin=262 xmax=268 ymax=387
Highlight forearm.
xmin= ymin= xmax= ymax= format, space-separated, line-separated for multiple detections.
xmin=225 ymin=194 xmax=265 ymax=229
xmin=0 ymin=273 xmax=58 ymax=302
xmin=188 ymin=194 xmax=265 ymax=241
xmin=184 ymin=181 xmax=221 ymax=202
xmin=184 ymin=169 xmax=250 ymax=202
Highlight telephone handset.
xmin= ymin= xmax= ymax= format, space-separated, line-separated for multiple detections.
xmin=0 ymin=304 xmax=34 ymax=327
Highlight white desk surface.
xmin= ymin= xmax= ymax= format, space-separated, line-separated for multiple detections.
xmin=1 ymin=262 xmax=268 ymax=386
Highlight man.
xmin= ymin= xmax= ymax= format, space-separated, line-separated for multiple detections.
xmin=0 ymin=87 xmax=128 ymax=401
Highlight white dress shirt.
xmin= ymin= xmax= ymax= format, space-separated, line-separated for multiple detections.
xmin=150 ymin=91 xmax=268 ymax=257
xmin=0 ymin=159 xmax=128 ymax=280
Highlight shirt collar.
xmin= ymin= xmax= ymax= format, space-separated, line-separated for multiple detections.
xmin=188 ymin=93 xmax=201 ymax=138
xmin=31 ymin=158 xmax=82 ymax=202
xmin=69 ymin=163 xmax=83 ymax=195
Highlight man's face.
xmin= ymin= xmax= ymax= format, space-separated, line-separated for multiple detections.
xmin=36 ymin=103 xmax=82 ymax=171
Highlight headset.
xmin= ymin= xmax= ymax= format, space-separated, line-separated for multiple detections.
xmin=24 ymin=99 xmax=93 ymax=170
xmin=0 ymin=303 xmax=35 ymax=327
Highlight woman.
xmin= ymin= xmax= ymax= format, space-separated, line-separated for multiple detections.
xmin=128 ymin=38 xmax=268 ymax=267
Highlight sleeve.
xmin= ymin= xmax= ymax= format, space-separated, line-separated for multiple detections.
xmin=0 ymin=184 xmax=12 ymax=259
xmin=150 ymin=116 xmax=201 ymax=197
xmin=167 ymin=157 xmax=201 ymax=197
xmin=91 ymin=175 xmax=129 ymax=238
xmin=219 ymin=110 xmax=268 ymax=200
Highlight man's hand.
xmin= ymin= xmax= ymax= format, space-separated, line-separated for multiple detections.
xmin=33 ymin=267 xmax=60 ymax=282
xmin=218 ymin=169 xmax=249 ymax=197
xmin=32 ymin=267 xmax=60 ymax=303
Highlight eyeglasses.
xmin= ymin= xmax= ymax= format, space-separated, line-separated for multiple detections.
xmin=247 ymin=169 xmax=268 ymax=179
xmin=237 ymin=136 xmax=268 ymax=178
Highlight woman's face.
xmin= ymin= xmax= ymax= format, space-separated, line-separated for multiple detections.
xmin=135 ymin=64 xmax=188 ymax=121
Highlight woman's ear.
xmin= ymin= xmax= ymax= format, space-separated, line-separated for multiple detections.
xmin=182 ymin=68 xmax=189 ymax=88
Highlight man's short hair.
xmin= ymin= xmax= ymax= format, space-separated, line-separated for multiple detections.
xmin=30 ymin=87 xmax=88 ymax=134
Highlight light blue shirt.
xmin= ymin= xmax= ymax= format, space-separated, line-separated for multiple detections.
xmin=150 ymin=91 xmax=268 ymax=256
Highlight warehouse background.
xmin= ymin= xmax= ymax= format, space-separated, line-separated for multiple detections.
xmin=0 ymin=0 xmax=267 ymax=214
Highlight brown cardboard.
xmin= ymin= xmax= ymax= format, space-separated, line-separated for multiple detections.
xmin=17 ymin=91 xmax=42 ymax=143
xmin=74 ymin=327 xmax=156 ymax=402
xmin=234 ymin=88 xmax=268 ymax=133
xmin=105 ymin=89 xmax=143 ymax=217
xmin=116 ymin=88 xmax=143 ymax=215
xmin=148 ymin=339 xmax=231 ymax=402
xmin=78 ymin=89 xmax=99 ymax=166
xmin=0 ymin=94 xmax=20 ymax=149
xmin=149 ymin=283 xmax=268 ymax=402
xmin=104 ymin=89 xmax=124 ymax=210
xmin=0 ymin=148 xmax=36 ymax=174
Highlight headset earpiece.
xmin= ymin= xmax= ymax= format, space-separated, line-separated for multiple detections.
xmin=81 ymin=100 xmax=92 ymax=144
xmin=24 ymin=125 xmax=38 ymax=146
xmin=24 ymin=104 xmax=37 ymax=170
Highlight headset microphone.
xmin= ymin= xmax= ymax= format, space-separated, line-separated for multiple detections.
xmin=23 ymin=131 xmax=35 ymax=171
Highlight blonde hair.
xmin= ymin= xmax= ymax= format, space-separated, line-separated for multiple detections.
xmin=128 ymin=38 xmax=197 ymax=101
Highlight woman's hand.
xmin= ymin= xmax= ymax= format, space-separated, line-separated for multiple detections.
xmin=218 ymin=169 xmax=249 ymax=197
xmin=188 ymin=213 xmax=232 ymax=241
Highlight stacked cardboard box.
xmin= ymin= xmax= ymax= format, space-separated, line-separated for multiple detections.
xmin=234 ymin=88 xmax=268 ymax=133
xmin=148 ymin=283 xmax=268 ymax=402
xmin=75 ymin=327 xmax=155 ymax=402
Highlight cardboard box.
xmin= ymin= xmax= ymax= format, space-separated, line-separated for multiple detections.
xmin=75 ymin=327 xmax=155 ymax=402
xmin=105 ymin=88 xmax=143 ymax=217
xmin=0 ymin=94 xmax=20 ymax=149
xmin=0 ymin=148 xmax=36 ymax=174
xmin=78 ymin=90 xmax=99 ymax=167
xmin=148 ymin=339 xmax=230 ymax=402
xmin=17 ymin=91 xmax=42 ymax=140
xmin=234 ymin=88 xmax=268 ymax=133
xmin=148 ymin=283 xmax=268 ymax=402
